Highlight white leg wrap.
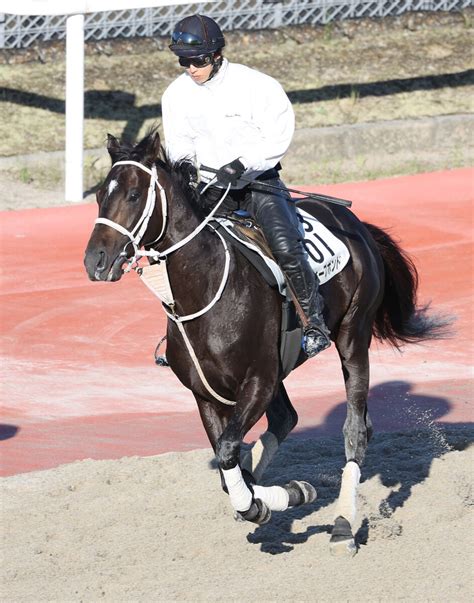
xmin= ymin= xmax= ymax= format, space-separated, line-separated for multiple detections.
xmin=241 ymin=431 xmax=279 ymax=483
xmin=334 ymin=461 xmax=361 ymax=526
xmin=253 ymin=485 xmax=289 ymax=512
xmin=221 ymin=466 xmax=253 ymax=513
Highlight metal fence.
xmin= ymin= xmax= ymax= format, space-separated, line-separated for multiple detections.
xmin=1 ymin=0 xmax=471 ymax=49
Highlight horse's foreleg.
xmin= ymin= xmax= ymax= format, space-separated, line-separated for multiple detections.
xmin=216 ymin=387 xmax=314 ymax=525
xmin=216 ymin=414 xmax=272 ymax=524
xmin=241 ymin=382 xmax=298 ymax=483
xmin=331 ymin=333 xmax=372 ymax=557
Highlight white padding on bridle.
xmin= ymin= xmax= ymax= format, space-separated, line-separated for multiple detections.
xmin=222 ymin=466 xmax=253 ymax=512
xmin=253 ymin=485 xmax=289 ymax=512
xmin=241 ymin=431 xmax=279 ymax=483
xmin=138 ymin=262 xmax=174 ymax=307
xmin=334 ymin=461 xmax=361 ymax=526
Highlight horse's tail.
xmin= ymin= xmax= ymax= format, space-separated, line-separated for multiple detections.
xmin=364 ymin=222 xmax=453 ymax=348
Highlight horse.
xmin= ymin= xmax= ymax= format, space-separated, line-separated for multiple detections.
xmin=84 ymin=129 xmax=448 ymax=556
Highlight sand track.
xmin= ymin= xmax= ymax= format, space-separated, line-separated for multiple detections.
xmin=2 ymin=427 xmax=473 ymax=602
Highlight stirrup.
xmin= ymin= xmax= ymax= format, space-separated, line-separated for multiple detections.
xmin=303 ymin=325 xmax=331 ymax=358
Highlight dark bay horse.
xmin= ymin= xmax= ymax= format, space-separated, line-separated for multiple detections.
xmin=84 ymin=130 xmax=447 ymax=556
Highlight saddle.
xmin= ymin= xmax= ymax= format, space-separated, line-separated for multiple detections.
xmin=211 ymin=212 xmax=306 ymax=379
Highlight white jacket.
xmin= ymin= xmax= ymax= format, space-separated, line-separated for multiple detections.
xmin=161 ymin=58 xmax=295 ymax=187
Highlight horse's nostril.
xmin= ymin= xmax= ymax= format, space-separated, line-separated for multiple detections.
xmin=96 ymin=250 xmax=107 ymax=271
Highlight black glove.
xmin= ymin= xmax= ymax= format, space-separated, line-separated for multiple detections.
xmin=215 ymin=159 xmax=245 ymax=187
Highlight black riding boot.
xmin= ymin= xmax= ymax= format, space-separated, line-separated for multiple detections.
xmin=245 ymin=179 xmax=331 ymax=358
xmin=286 ymin=258 xmax=331 ymax=357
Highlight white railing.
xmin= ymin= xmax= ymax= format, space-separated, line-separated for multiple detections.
xmin=2 ymin=1 xmax=470 ymax=48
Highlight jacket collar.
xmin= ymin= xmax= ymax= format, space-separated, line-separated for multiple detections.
xmin=203 ymin=57 xmax=229 ymax=88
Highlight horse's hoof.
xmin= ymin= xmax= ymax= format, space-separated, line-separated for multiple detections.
xmin=329 ymin=537 xmax=358 ymax=558
xmin=284 ymin=480 xmax=317 ymax=506
xmin=234 ymin=498 xmax=271 ymax=525
xmin=329 ymin=516 xmax=358 ymax=557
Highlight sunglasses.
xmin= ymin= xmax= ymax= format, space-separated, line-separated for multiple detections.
xmin=178 ymin=54 xmax=213 ymax=68
xmin=171 ymin=31 xmax=203 ymax=46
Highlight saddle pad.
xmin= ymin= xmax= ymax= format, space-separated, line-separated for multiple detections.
xmin=296 ymin=207 xmax=350 ymax=284
xmin=215 ymin=210 xmax=349 ymax=291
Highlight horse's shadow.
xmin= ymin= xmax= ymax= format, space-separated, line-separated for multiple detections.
xmin=235 ymin=380 xmax=473 ymax=555
xmin=0 ymin=424 xmax=19 ymax=441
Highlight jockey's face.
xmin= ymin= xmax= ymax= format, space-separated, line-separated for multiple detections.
xmin=185 ymin=62 xmax=213 ymax=85
xmin=178 ymin=53 xmax=217 ymax=85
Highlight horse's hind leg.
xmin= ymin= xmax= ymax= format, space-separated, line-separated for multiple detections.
xmin=241 ymin=382 xmax=298 ymax=483
xmin=330 ymin=327 xmax=373 ymax=557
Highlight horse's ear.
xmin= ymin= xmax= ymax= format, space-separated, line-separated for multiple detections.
xmin=140 ymin=130 xmax=162 ymax=167
xmin=107 ymin=133 xmax=121 ymax=164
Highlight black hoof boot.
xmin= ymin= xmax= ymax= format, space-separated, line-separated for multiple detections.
xmin=284 ymin=480 xmax=317 ymax=506
xmin=234 ymin=499 xmax=271 ymax=525
xmin=329 ymin=516 xmax=357 ymax=557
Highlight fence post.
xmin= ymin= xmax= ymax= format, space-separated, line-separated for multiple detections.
xmin=65 ymin=13 xmax=84 ymax=202
xmin=264 ymin=1 xmax=283 ymax=28
xmin=0 ymin=14 xmax=5 ymax=49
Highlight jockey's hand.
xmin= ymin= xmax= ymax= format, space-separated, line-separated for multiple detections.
xmin=215 ymin=158 xmax=245 ymax=187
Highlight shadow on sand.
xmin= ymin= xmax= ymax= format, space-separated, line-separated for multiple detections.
xmin=242 ymin=379 xmax=473 ymax=554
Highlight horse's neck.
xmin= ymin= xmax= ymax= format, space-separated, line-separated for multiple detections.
xmin=156 ymin=184 xmax=218 ymax=260
xmin=154 ymin=186 xmax=226 ymax=314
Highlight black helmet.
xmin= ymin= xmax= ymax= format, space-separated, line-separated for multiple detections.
xmin=169 ymin=14 xmax=225 ymax=58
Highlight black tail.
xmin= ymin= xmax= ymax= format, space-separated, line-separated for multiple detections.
xmin=364 ymin=223 xmax=453 ymax=348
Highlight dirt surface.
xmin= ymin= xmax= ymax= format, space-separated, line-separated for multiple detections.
xmin=0 ymin=9 xmax=473 ymax=196
xmin=2 ymin=427 xmax=473 ymax=601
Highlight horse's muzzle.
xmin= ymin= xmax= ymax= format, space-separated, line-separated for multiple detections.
xmin=84 ymin=246 xmax=125 ymax=282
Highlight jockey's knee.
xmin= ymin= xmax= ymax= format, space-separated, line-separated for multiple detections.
xmin=272 ymin=242 xmax=307 ymax=272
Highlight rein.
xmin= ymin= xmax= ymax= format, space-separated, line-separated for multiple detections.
xmin=95 ymin=159 xmax=237 ymax=406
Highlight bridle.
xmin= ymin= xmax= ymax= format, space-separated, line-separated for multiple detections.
xmin=94 ymin=159 xmax=233 ymax=321
xmin=95 ymin=160 xmax=168 ymax=265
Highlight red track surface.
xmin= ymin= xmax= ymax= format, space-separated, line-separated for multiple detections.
xmin=1 ymin=168 xmax=473 ymax=476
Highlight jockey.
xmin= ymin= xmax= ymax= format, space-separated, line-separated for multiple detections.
xmin=162 ymin=14 xmax=331 ymax=357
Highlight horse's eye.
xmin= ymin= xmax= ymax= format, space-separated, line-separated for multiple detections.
xmin=128 ymin=190 xmax=141 ymax=203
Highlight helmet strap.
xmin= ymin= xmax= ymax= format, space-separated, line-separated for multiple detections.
xmin=205 ymin=53 xmax=223 ymax=83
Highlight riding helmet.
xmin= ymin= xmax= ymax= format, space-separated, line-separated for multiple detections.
xmin=169 ymin=14 xmax=225 ymax=57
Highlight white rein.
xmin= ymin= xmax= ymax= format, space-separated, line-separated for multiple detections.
xmin=94 ymin=159 xmax=236 ymax=406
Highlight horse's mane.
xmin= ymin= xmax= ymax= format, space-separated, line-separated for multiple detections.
xmin=113 ymin=127 xmax=203 ymax=216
